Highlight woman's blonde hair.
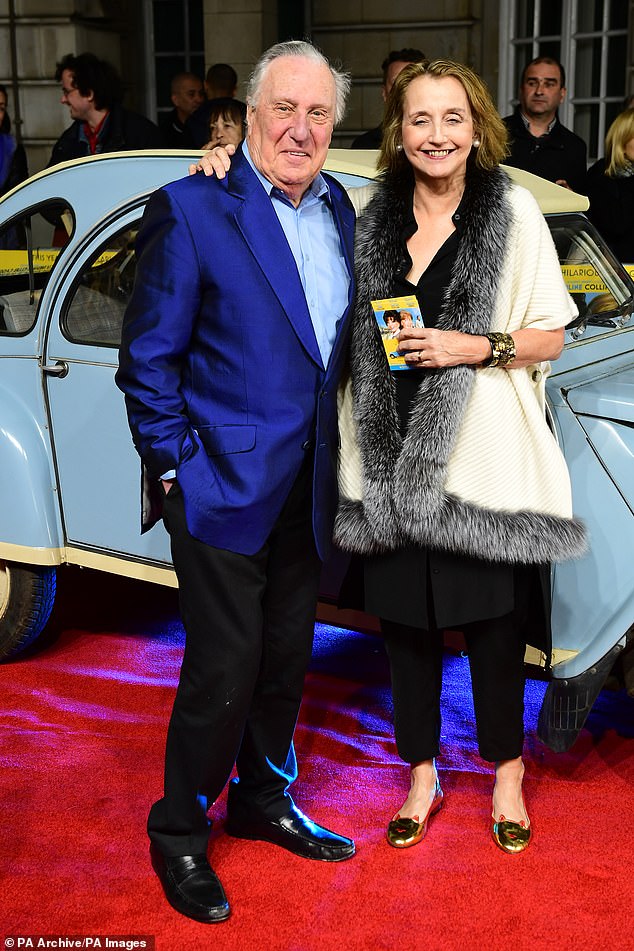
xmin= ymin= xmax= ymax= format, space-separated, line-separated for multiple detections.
xmin=605 ymin=108 xmax=634 ymax=176
xmin=379 ymin=59 xmax=508 ymax=176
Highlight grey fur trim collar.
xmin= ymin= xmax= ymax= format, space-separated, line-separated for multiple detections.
xmin=335 ymin=167 xmax=586 ymax=564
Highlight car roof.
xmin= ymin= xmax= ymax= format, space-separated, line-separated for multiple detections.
xmin=0 ymin=147 xmax=590 ymax=215
xmin=327 ymin=148 xmax=590 ymax=213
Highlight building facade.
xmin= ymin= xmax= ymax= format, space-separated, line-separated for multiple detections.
xmin=1 ymin=0 xmax=633 ymax=176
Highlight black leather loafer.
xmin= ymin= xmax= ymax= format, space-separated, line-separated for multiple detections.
xmin=226 ymin=803 xmax=355 ymax=862
xmin=150 ymin=845 xmax=230 ymax=922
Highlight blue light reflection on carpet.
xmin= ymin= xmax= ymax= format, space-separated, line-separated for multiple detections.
xmin=312 ymin=619 xmax=549 ymax=709
xmin=314 ymin=622 xmax=534 ymax=778
xmin=311 ymin=622 xmax=634 ymax=750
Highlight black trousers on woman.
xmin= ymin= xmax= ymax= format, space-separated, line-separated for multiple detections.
xmin=363 ymin=539 xmax=546 ymax=764
xmin=381 ymin=610 xmax=527 ymax=764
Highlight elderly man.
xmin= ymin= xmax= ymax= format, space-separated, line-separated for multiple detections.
xmin=503 ymin=56 xmax=587 ymax=193
xmin=116 ymin=41 xmax=356 ymax=924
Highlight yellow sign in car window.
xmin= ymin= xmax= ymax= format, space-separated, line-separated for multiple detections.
xmin=0 ymin=249 xmax=61 ymax=275
xmin=561 ymin=263 xmax=634 ymax=292
xmin=0 ymin=247 xmax=118 ymax=277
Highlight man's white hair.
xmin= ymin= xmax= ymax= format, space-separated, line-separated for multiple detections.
xmin=246 ymin=40 xmax=350 ymax=126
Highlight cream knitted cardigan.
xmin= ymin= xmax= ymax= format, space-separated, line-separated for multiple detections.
xmin=335 ymin=166 xmax=587 ymax=564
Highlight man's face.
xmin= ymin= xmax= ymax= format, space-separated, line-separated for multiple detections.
xmin=519 ymin=63 xmax=565 ymax=121
xmin=246 ymin=55 xmax=336 ymax=205
xmin=60 ymin=69 xmax=94 ymax=121
xmin=171 ymin=77 xmax=205 ymax=120
xmin=382 ymin=60 xmax=411 ymax=102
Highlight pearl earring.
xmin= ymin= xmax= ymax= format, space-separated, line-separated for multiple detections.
xmin=472 ymin=137 xmax=481 ymax=148
xmin=396 ymin=143 xmax=403 ymax=151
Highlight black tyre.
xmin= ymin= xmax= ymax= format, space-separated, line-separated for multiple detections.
xmin=0 ymin=560 xmax=57 ymax=660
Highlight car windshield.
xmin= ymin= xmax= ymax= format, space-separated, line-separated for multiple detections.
xmin=548 ymin=213 xmax=634 ymax=341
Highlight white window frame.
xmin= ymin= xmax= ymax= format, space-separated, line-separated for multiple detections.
xmin=498 ymin=0 xmax=630 ymax=163
xmin=142 ymin=0 xmax=205 ymax=123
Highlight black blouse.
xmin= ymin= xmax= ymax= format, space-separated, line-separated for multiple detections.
xmin=391 ymin=195 xmax=464 ymax=432
xmin=362 ymin=192 xmax=533 ymax=632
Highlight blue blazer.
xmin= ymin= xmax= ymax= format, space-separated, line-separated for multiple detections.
xmin=116 ymin=149 xmax=356 ymax=559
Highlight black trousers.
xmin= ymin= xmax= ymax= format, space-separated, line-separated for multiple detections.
xmin=382 ymin=609 xmax=527 ymax=764
xmin=148 ymin=458 xmax=321 ymax=857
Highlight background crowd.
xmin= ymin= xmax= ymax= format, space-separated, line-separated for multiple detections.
xmin=1 ymin=45 xmax=632 ymax=263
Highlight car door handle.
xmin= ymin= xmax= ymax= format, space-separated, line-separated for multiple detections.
xmin=42 ymin=361 xmax=69 ymax=378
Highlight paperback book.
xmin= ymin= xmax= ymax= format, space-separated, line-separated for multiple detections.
xmin=371 ymin=295 xmax=423 ymax=370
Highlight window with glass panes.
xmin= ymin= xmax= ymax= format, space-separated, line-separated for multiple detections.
xmin=499 ymin=0 xmax=630 ymax=163
xmin=150 ymin=0 xmax=205 ymax=124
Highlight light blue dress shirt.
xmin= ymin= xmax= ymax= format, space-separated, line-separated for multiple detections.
xmin=242 ymin=139 xmax=350 ymax=368
xmin=161 ymin=142 xmax=350 ymax=481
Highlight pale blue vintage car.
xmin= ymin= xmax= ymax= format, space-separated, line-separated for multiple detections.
xmin=0 ymin=150 xmax=632 ymax=752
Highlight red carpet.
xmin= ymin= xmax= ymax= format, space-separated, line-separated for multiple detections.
xmin=2 ymin=567 xmax=633 ymax=950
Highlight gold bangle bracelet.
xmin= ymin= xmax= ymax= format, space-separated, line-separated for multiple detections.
xmin=483 ymin=332 xmax=516 ymax=368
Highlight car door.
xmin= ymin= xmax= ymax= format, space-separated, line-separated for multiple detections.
xmin=42 ymin=204 xmax=173 ymax=567
xmin=544 ymin=213 xmax=634 ymax=678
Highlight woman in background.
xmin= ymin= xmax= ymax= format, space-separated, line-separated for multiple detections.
xmin=586 ymin=108 xmax=634 ymax=263
xmin=203 ymin=98 xmax=246 ymax=150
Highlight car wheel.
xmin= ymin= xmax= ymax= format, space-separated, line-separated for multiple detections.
xmin=0 ymin=560 xmax=57 ymax=660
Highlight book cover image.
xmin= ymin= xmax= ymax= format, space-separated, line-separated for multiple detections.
xmin=371 ymin=295 xmax=424 ymax=370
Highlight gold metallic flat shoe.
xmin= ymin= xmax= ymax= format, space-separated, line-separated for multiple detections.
xmin=386 ymin=780 xmax=443 ymax=849
xmin=491 ymin=815 xmax=531 ymax=854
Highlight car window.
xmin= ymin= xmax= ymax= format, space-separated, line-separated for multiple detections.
xmin=63 ymin=222 xmax=139 ymax=347
xmin=548 ymin=214 xmax=634 ymax=340
xmin=0 ymin=200 xmax=73 ymax=336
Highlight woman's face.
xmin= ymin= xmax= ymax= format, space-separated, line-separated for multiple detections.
xmin=625 ymin=136 xmax=634 ymax=162
xmin=401 ymin=75 xmax=475 ymax=185
xmin=208 ymin=114 xmax=243 ymax=149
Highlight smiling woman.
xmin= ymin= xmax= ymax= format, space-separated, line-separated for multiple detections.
xmin=400 ymin=74 xmax=475 ymax=193
xmin=335 ymin=59 xmax=585 ymax=855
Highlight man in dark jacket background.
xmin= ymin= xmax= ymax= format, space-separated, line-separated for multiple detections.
xmin=159 ymin=71 xmax=205 ymax=147
xmin=503 ymin=56 xmax=587 ymax=193
xmin=48 ymin=52 xmax=162 ymax=166
xmin=350 ymin=47 xmax=426 ymax=149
